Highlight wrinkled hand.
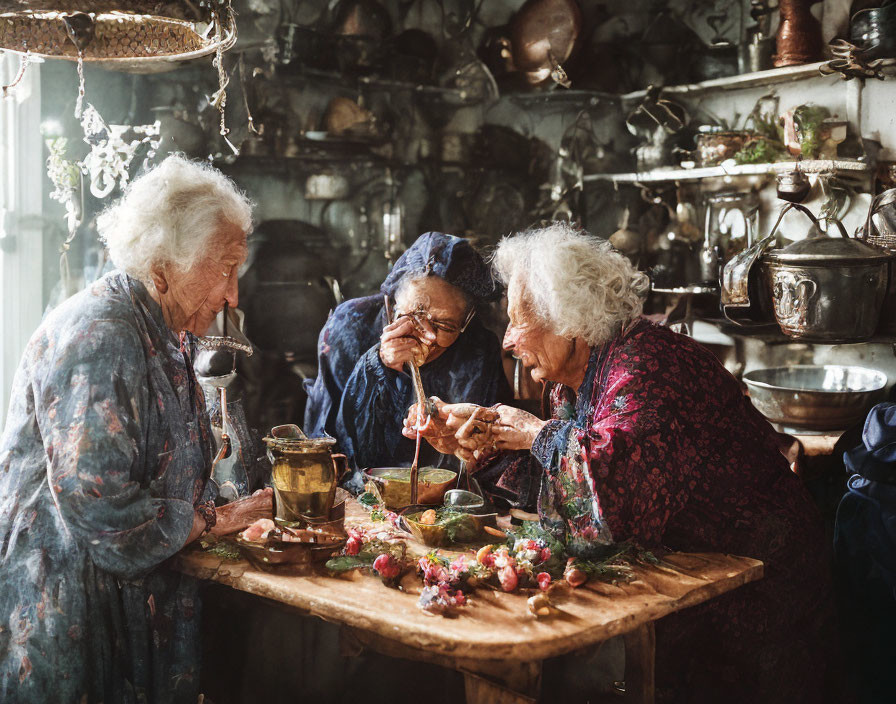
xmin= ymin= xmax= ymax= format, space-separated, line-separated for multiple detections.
xmin=402 ymin=398 xmax=499 ymax=463
xmin=379 ymin=315 xmax=436 ymax=372
xmin=211 ymin=487 xmax=273 ymax=536
xmin=488 ymin=405 xmax=548 ymax=452
xmin=402 ymin=396 xmax=457 ymax=456
xmin=453 ymin=404 xmax=547 ymax=458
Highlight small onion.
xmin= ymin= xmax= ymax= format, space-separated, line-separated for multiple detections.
xmin=527 ymin=593 xmax=551 ymax=617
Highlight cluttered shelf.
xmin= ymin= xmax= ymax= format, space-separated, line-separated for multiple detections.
xmin=278 ymin=60 xmax=894 ymax=108
xmin=273 ymin=65 xmax=490 ymax=102
xmin=621 ymin=59 xmax=896 ymax=103
xmin=622 ymin=62 xmax=832 ymax=102
xmin=584 ymin=159 xmax=872 ymax=184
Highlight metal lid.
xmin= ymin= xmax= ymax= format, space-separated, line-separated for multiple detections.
xmin=764 ymin=236 xmax=893 ymax=264
xmin=263 ymin=424 xmax=336 ymax=453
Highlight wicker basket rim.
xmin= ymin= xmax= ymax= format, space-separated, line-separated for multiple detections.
xmin=0 ymin=10 xmax=236 ymax=64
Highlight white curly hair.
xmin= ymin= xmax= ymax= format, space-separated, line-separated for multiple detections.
xmin=493 ymin=222 xmax=650 ymax=346
xmin=97 ymin=155 xmax=253 ymax=283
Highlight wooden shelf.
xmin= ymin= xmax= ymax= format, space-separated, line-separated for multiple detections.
xmin=583 ymin=159 xmax=871 ymax=184
xmin=274 ymin=66 xmax=489 ymax=103
xmin=621 ymin=62 xmax=835 ymax=103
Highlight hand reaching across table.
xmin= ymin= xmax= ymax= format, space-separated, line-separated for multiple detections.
xmin=402 ymin=398 xmax=498 ymax=463
xmin=403 ymin=400 xmax=546 ymax=463
xmin=453 ymin=404 xmax=547 ymax=459
xmin=211 ymin=488 xmax=274 ymax=536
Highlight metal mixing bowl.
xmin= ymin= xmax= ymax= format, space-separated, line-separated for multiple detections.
xmin=743 ymin=365 xmax=888 ymax=432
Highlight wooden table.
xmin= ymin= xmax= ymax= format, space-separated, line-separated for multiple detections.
xmin=176 ymin=503 xmax=763 ymax=704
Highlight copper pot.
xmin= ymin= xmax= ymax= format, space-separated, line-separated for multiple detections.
xmin=509 ymin=0 xmax=582 ymax=87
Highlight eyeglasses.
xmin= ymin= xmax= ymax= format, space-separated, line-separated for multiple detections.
xmin=395 ymin=306 xmax=476 ymax=343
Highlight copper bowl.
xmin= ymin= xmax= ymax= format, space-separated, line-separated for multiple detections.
xmin=364 ymin=467 xmax=457 ymax=508
xmin=235 ymin=526 xmax=346 ymax=567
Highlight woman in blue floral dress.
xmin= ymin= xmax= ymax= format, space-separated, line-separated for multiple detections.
xmin=0 ymin=156 xmax=271 ymax=703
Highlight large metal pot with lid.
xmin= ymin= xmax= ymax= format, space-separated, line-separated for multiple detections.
xmin=759 ymin=204 xmax=893 ymax=342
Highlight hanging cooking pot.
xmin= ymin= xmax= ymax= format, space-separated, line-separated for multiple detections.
xmin=776 ymin=166 xmax=812 ymax=203
xmin=851 ymin=1 xmax=896 ymax=61
xmin=760 ymin=205 xmax=893 ymax=342
xmin=722 ymin=202 xmax=817 ymax=326
xmin=0 ymin=2 xmax=236 ymax=70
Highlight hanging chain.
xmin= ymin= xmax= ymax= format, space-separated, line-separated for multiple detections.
xmin=209 ymin=8 xmax=239 ymax=154
xmin=1 ymin=52 xmax=35 ymax=100
xmin=75 ymin=52 xmax=86 ymax=118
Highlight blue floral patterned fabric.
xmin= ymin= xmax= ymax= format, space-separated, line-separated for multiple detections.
xmin=0 ymin=272 xmax=214 ymax=703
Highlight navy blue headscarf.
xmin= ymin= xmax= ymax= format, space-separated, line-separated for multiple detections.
xmin=380 ymin=232 xmax=501 ymax=305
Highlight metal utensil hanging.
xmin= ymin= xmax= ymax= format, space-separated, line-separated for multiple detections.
xmin=196 ymin=302 xmax=254 ymax=357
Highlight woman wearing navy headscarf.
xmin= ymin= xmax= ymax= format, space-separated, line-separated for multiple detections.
xmin=836 ymin=402 xmax=896 ymax=703
xmin=304 ymin=232 xmax=509 ymax=487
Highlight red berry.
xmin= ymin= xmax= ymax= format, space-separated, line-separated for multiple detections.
xmin=373 ymin=553 xmax=401 ymax=579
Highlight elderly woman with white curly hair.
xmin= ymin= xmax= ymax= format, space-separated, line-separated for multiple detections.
xmin=0 ymin=155 xmax=272 ymax=704
xmin=408 ymin=223 xmax=837 ymax=704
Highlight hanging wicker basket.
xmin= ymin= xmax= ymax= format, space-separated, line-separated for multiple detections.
xmin=0 ymin=1 xmax=236 ymax=73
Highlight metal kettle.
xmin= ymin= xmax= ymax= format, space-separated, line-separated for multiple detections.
xmin=722 ymin=202 xmax=816 ymax=325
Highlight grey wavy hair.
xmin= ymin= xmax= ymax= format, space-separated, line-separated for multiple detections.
xmin=493 ymin=222 xmax=650 ymax=346
xmin=98 ymin=154 xmax=253 ymax=283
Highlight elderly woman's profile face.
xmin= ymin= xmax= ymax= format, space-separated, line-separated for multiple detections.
xmin=152 ymin=221 xmax=248 ymax=335
xmin=503 ymin=279 xmax=587 ymax=388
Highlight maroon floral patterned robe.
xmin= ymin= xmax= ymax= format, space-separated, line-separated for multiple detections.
xmin=530 ymin=320 xmax=836 ymax=704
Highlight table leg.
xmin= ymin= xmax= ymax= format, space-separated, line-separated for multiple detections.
xmin=461 ymin=660 xmax=542 ymax=704
xmin=343 ymin=626 xmax=542 ymax=704
xmin=623 ymin=622 xmax=655 ymax=704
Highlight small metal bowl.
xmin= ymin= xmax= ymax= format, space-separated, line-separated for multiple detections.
xmin=234 ymin=530 xmax=346 ymax=568
xmin=401 ymin=510 xmax=497 ymax=547
xmin=744 ymin=364 xmax=887 ymax=432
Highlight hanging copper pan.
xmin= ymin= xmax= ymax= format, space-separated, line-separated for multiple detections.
xmin=509 ymin=0 xmax=582 ymax=87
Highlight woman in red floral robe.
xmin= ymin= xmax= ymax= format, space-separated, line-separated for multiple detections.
xmin=410 ymin=223 xmax=837 ymax=704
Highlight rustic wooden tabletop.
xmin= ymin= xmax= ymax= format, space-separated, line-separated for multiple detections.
xmin=175 ymin=500 xmax=763 ymax=704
